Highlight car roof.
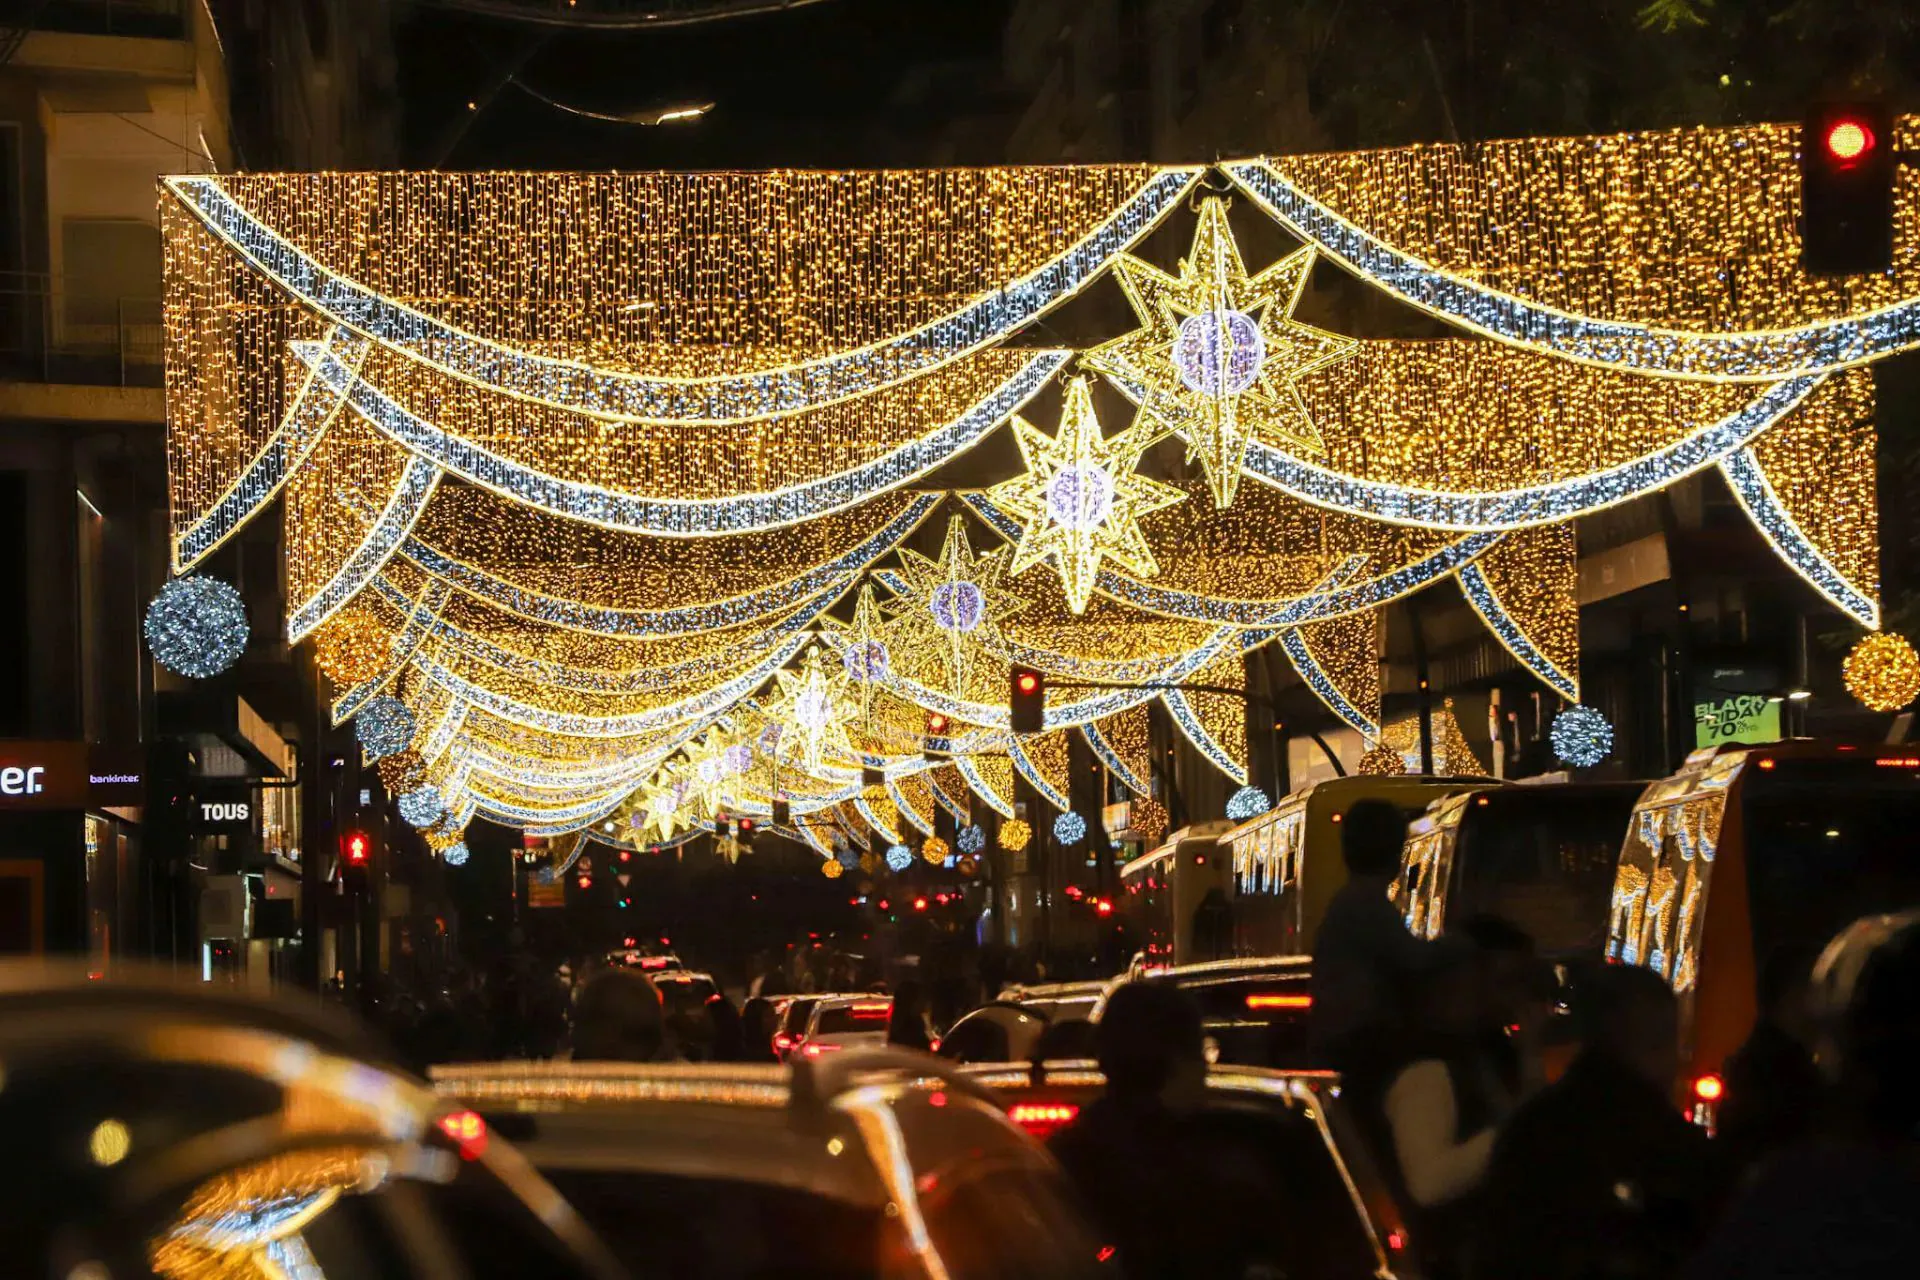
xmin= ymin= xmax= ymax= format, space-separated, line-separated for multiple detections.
xmin=431 ymin=1056 xmax=1046 ymax=1212
xmin=1145 ymin=955 xmax=1312 ymax=982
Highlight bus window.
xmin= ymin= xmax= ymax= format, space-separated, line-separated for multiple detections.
xmin=1453 ymin=793 xmax=1633 ymax=960
xmin=1741 ymin=763 xmax=1920 ymax=966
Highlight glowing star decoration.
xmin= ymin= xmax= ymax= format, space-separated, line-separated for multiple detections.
xmin=886 ymin=515 xmax=1026 ymax=697
xmin=1054 ymin=811 xmax=1087 ymax=845
xmin=922 ymin=836 xmax=952 ymax=867
xmin=1084 ymin=197 xmax=1358 ymax=507
xmin=769 ymin=649 xmax=858 ymax=772
xmin=144 ymin=576 xmax=250 ymax=678
xmin=885 ymin=843 xmax=913 ymax=871
xmin=831 ymin=584 xmax=893 ymax=720
xmin=1843 ymin=632 xmax=1920 ymax=712
xmin=956 ymin=824 xmax=986 ymax=855
xmin=354 ymin=696 xmax=416 ymax=762
xmin=999 ymin=819 xmax=1032 ymax=853
xmin=1226 ymin=785 xmax=1271 ymax=820
xmin=986 ymin=377 xmax=1185 ymax=613
xmin=1550 ymin=705 xmax=1615 ymax=768
xmin=639 ymin=774 xmax=695 ymax=843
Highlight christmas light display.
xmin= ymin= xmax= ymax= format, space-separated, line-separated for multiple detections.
xmin=921 ymin=836 xmax=951 ymax=867
xmin=821 ymin=858 xmax=844 ymax=880
xmin=398 ymin=785 xmax=446 ymax=829
xmin=956 ymin=824 xmax=986 ymax=855
xmin=443 ymin=842 xmax=470 ymax=867
xmin=1550 ymin=705 xmax=1615 ymax=768
xmin=144 ymin=576 xmax=250 ymax=678
xmin=1054 ymin=811 xmax=1087 ymax=845
xmin=1843 ymin=632 xmax=1920 ymax=712
xmin=159 ymin=121 xmax=1911 ymax=836
xmin=885 ymin=843 xmax=913 ymax=872
xmin=998 ymin=818 xmax=1032 ymax=853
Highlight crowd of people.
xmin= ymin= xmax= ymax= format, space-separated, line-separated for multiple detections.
xmin=1044 ymin=797 xmax=1920 ymax=1280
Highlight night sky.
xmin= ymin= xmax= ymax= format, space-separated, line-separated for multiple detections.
xmin=396 ymin=0 xmax=1016 ymax=170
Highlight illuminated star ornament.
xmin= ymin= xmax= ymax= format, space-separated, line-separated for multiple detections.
xmin=769 ymin=648 xmax=858 ymax=773
xmin=1084 ymin=196 xmax=1358 ymax=508
xmin=831 ymin=583 xmax=893 ymax=718
xmin=886 ymin=515 xmax=1027 ymax=698
xmin=639 ymin=772 xmax=695 ymax=843
xmin=987 ymin=376 xmax=1185 ymax=613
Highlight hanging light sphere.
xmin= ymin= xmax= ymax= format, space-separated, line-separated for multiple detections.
xmin=956 ymin=824 xmax=986 ymax=855
xmin=354 ymin=696 xmax=416 ymax=762
xmin=314 ymin=608 xmax=393 ymax=686
xmin=999 ymin=819 xmax=1032 ymax=853
xmin=821 ymin=858 xmax=844 ymax=880
xmin=842 ymin=638 xmax=890 ymax=682
xmin=397 ymin=785 xmax=444 ymax=829
xmin=144 ymin=576 xmax=249 ymax=679
xmin=377 ymin=748 xmax=425 ymax=793
xmin=836 ymin=844 xmax=862 ymax=870
xmin=1054 ymin=811 xmax=1087 ymax=845
xmin=859 ymin=852 xmax=878 ymax=875
xmin=1550 ymin=705 xmax=1615 ymax=768
xmin=928 ymin=581 xmax=987 ymax=632
xmin=1174 ymin=309 xmax=1265 ymax=397
xmin=1843 ymin=632 xmax=1920 ymax=712
xmin=922 ymin=836 xmax=951 ymax=866
xmin=885 ymin=843 xmax=913 ymax=871
xmin=1226 ymin=785 xmax=1272 ymax=821
xmin=442 ymin=842 xmax=470 ymax=867
xmin=1046 ymin=463 xmax=1116 ymax=530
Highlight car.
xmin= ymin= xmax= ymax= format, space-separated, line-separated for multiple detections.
xmin=792 ymin=993 xmax=894 ymax=1059
xmin=0 ymin=965 xmax=625 ymax=1279
xmin=938 ymin=982 xmax=1107 ymax=1064
xmin=432 ymin=1050 xmax=1109 ymax=1278
xmin=646 ymin=968 xmax=719 ymax=1013
xmin=965 ymin=1059 xmax=1414 ymax=1279
xmin=607 ymin=948 xmax=684 ymax=974
xmin=771 ymin=992 xmax=830 ymax=1060
xmin=1110 ymin=955 xmax=1317 ymax=1068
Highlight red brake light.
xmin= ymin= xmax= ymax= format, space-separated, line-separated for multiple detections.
xmin=1693 ymin=1073 xmax=1725 ymax=1103
xmin=1386 ymin=1229 xmax=1407 ymax=1252
xmin=1009 ymin=1102 xmax=1080 ymax=1133
xmin=437 ymin=1110 xmax=489 ymax=1160
xmin=1757 ymin=758 xmax=1776 ymax=770
xmin=773 ymin=1033 xmax=793 ymax=1050
xmin=1875 ymin=756 xmax=1920 ymax=768
xmin=913 ymin=897 xmax=928 ymax=911
xmin=1825 ymin=118 xmax=1873 ymax=163
xmin=638 ymin=955 xmax=670 ymax=969
xmin=802 ymin=1041 xmax=841 ymax=1058
xmin=851 ymin=1001 xmax=892 ymax=1019
xmin=1246 ymin=992 xmax=1313 ymax=1011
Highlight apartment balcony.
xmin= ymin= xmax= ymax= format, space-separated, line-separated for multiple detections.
xmin=0 ymin=272 xmax=164 ymax=425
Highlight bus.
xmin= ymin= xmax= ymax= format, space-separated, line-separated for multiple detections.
xmin=1399 ymin=781 xmax=1643 ymax=961
xmin=1117 ymin=821 xmax=1236 ymax=967
xmin=1219 ymin=775 xmax=1496 ymax=957
xmin=1606 ymin=741 xmax=1920 ymax=1117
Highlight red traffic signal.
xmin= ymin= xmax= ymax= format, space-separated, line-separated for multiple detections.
xmin=1801 ymin=103 xmax=1893 ymax=275
xmin=1009 ymin=666 xmax=1045 ymax=735
xmin=926 ymin=710 xmax=951 ymax=736
xmin=342 ymin=831 xmax=370 ymax=866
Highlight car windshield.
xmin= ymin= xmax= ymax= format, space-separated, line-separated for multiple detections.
xmin=1742 ymin=761 xmax=1920 ymax=962
xmin=1453 ymin=790 xmax=1635 ymax=958
xmin=777 ymin=998 xmax=821 ymax=1036
xmin=1156 ymin=975 xmax=1314 ymax=1068
xmin=813 ymin=1002 xmax=891 ymax=1035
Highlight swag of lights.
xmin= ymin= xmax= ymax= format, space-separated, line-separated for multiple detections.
xmin=160 ymin=117 xmax=1917 ymax=856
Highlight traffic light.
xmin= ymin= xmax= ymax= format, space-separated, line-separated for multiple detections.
xmin=925 ymin=710 xmax=951 ymax=737
xmin=341 ymin=830 xmax=370 ymax=867
xmin=1009 ymin=666 xmax=1045 ymax=734
xmin=736 ymin=816 xmax=755 ymax=848
xmin=862 ymin=765 xmax=884 ymax=788
xmin=1801 ymin=103 xmax=1894 ymax=275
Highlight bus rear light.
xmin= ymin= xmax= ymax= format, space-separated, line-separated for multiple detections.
xmin=1246 ymin=992 xmax=1313 ymax=1011
xmin=1008 ymin=1102 xmax=1080 ymax=1133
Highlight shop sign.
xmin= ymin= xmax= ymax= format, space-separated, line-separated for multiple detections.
xmin=0 ymin=741 xmax=89 ymax=810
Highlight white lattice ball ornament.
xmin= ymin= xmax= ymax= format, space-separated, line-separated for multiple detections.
xmin=1550 ymin=705 xmax=1614 ymax=768
xmin=144 ymin=576 xmax=249 ymax=678
xmin=1174 ymin=309 xmax=1265 ymax=397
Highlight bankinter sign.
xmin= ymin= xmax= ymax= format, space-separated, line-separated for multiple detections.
xmin=0 ymin=742 xmax=91 ymax=811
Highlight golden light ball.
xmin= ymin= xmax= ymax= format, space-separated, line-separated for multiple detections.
xmin=998 ymin=819 xmax=1031 ymax=853
xmin=1843 ymin=631 xmax=1920 ymax=712
xmin=921 ymin=836 xmax=951 ymax=866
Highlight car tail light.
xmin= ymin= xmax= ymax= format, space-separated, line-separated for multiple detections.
xmin=851 ymin=1001 xmax=892 ymax=1019
xmin=1693 ymin=1073 xmax=1724 ymax=1103
xmin=1386 ymin=1229 xmax=1407 ymax=1252
xmin=1245 ymin=991 xmax=1312 ymax=1011
xmin=638 ymin=955 xmax=671 ymax=969
xmin=773 ymin=1033 xmax=793 ymax=1053
xmin=802 ymin=1041 xmax=841 ymax=1058
xmin=437 ymin=1110 xmax=489 ymax=1161
xmin=1008 ymin=1102 xmax=1080 ymax=1134
xmin=1875 ymin=756 xmax=1920 ymax=767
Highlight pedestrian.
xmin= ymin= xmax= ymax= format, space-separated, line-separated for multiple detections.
xmin=1048 ymin=983 xmax=1287 ymax=1278
xmin=1688 ymin=911 xmax=1920 ymax=1280
xmin=1309 ymin=798 xmax=1428 ymax=1068
xmin=887 ymin=980 xmax=933 ymax=1052
xmin=1469 ymin=963 xmax=1717 ymax=1280
xmin=1714 ymin=943 xmax=1821 ymax=1177
xmin=706 ymin=990 xmax=745 ymax=1062
xmin=571 ymin=967 xmax=670 ymax=1062
xmin=1368 ymin=938 xmax=1507 ymax=1279
xmin=740 ymin=996 xmax=781 ymax=1062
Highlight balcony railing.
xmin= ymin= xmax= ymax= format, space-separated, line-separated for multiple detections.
xmin=0 ymin=272 xmax=164 ymax=389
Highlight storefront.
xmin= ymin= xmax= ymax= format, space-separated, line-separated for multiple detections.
xmin=0 ymin=740 xmax=144 ymax=961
